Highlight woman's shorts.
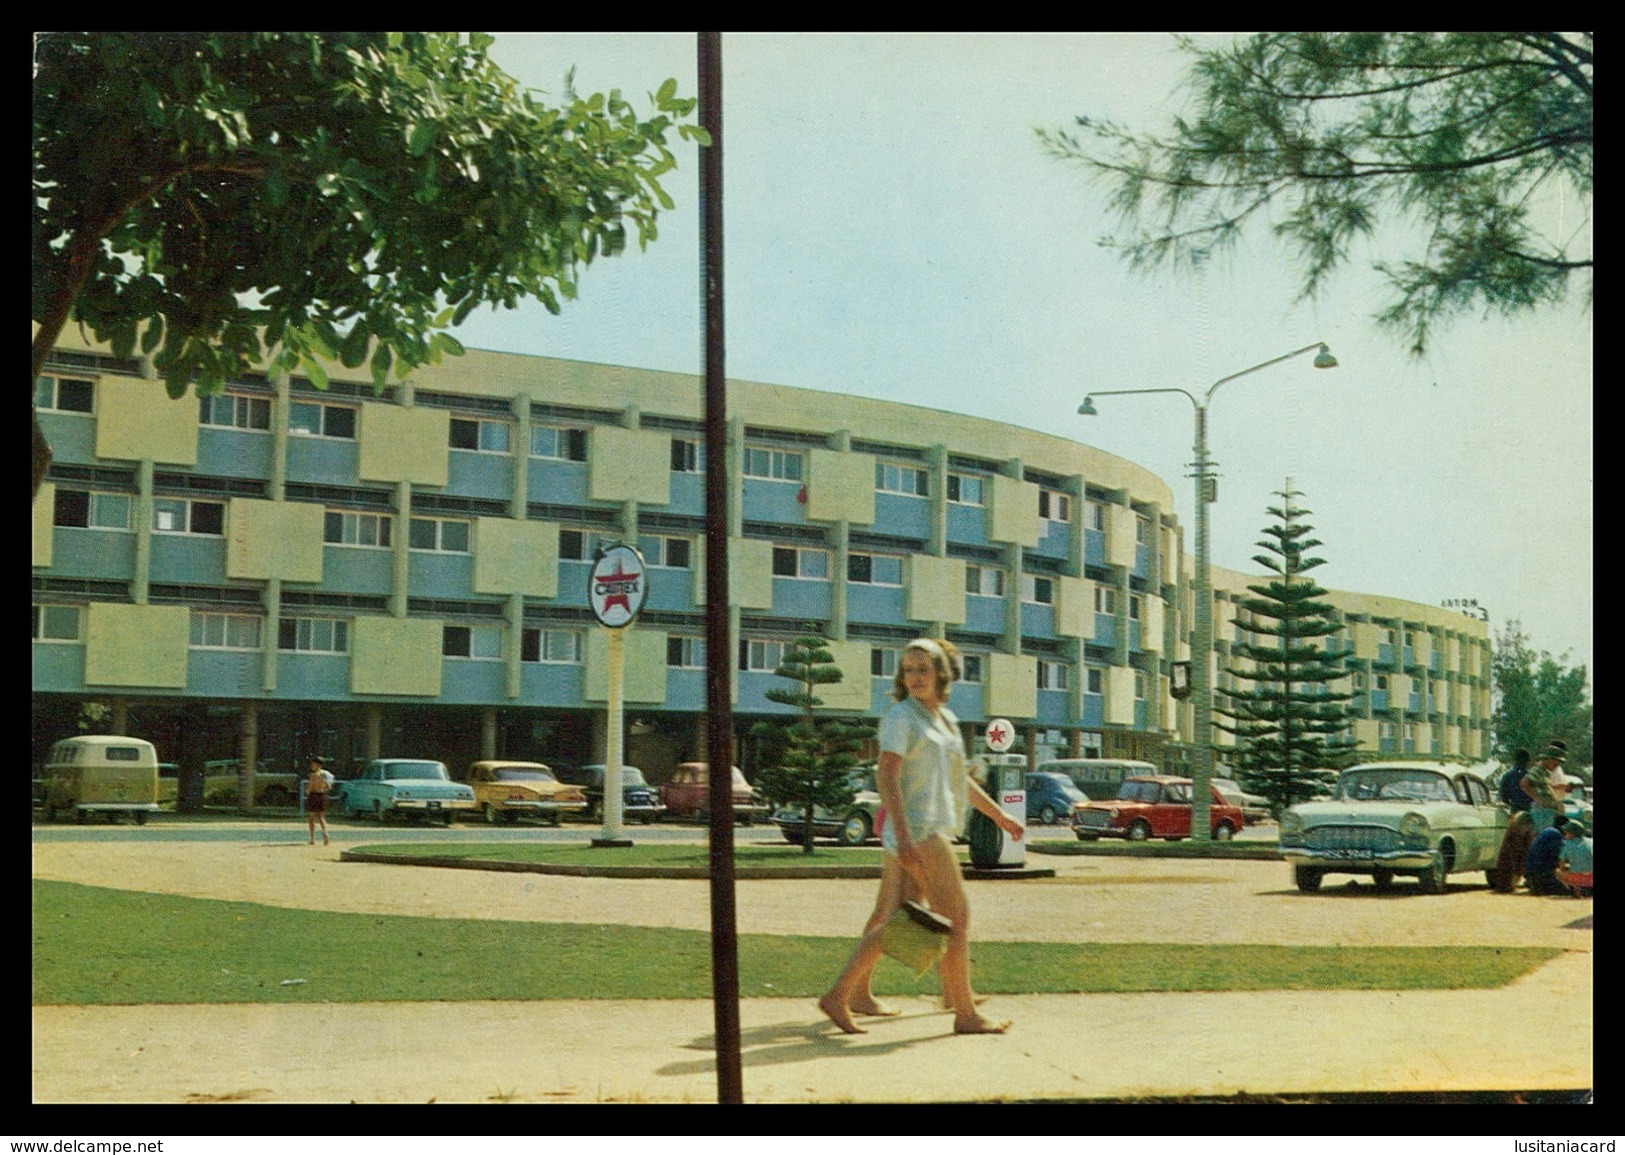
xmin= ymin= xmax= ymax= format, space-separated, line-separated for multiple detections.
xmin=306 ymin=792 xmax=327 ymax=814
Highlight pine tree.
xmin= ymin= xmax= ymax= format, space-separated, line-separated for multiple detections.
xmin=753 ymin=628 xmax=869 ymax=854
xmin=1216 ymin=484 xmax=1357 ymax=812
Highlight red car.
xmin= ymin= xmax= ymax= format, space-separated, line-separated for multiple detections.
xmin=658 ymin=763 xmax=770 ymax=825
xmin=1071 ymin=775 xmax=1245 ymax=842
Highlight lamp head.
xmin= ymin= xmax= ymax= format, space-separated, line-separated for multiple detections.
xmin=1313 ymin=344 xmax=1338 ymax=370
xmin=1076 ymin=397 xmax=1099 ymax=416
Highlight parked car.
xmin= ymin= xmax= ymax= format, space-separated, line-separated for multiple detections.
xmin=1212 ymin=776 xmax=1272 ymax=824
xmin=202 ymin=759 xmax=301 ymax=807
xmin=561 ymin=764 xmax=665 ymax=824
xmin=461 ymin=761 xmax=588 ymax=826
xmin=659 ymin=763 xmax=770 ymax=825
xmin=41 ymin=735 xmax=162 ymax=824
xmin=1026 ymin=771 xmax=1090 ymax=825
xmin=1072 ymin=775 xmax=1244 ymax=842
xmin=1277 ymin=761 xmax=1508 ymax=893
xmin=772 ymin=768 xmax=881 ymax=846
xmin=336 ymin=759 xmax=477 ymax=825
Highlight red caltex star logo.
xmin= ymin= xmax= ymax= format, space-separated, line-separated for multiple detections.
xmin=594 ymin=561 xmax=641 ymax=614
xmin=987 ymin=722 xmax=1008 ymax=747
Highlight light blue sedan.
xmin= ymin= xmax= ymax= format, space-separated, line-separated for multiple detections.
xmin=337 ymin=759 xmax=477 ymax=825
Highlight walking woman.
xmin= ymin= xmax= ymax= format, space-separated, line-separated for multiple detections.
xmin=819 ymin=638 xmax=1023 ymax=1035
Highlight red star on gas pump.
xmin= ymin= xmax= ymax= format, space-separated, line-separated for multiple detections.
xmin=987 ymin=721 xmax=1008 ymax=748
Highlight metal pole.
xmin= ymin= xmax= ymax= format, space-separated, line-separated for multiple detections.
xmin=602 ymin=626 xmax=626 ymax=839
xmin=1190 ymin=402 xmax=1213 ymax=842
xmin=698 ymin=29 xmax=743 ymax=1106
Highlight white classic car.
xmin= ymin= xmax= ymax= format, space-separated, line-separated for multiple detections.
xmin=1277 ymin=761 xmax=1509 ymax=893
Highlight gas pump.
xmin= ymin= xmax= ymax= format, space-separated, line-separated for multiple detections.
xmin=969 ymin=716 xmax=1027 ymax=868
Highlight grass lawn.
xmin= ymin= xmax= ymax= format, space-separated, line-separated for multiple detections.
xmin=32 ymin=879 xmax=1558 ymax=1007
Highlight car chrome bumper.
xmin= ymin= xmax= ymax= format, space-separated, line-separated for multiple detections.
xmin=495 ymin=800 xmax=589 ymax=812
xmin=73 ymin=803 xmax=161 ymax=812
xmin=1281 ymin=849 xmax=1434 ymax=870
xmin=392 ymin=799 xmax=478 ymax=811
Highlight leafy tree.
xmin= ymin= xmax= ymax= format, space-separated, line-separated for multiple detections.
xmin=1039 ymin=33 xmax=1592 ymax=354
xmin=1215 ymin=484 xmax=1357 ymax=812
xmin=32 ymin=31 xmax=704 ymax=497
xmin=753 ymin=629 xmax=869 ymax=855
xmin=1492 ymin=621 xmax=1591 ymax=768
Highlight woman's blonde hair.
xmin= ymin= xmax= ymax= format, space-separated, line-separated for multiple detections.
xmin=892 ymin=637 xmax=963 ymax=702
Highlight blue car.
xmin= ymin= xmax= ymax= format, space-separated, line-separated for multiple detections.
xmin=1026 ymin=771 xmax=1090 ymax=825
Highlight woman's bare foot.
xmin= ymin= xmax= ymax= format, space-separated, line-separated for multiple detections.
xmin=818 ymin=993 xmax=866 ymax=1034
xmin=849 ymin=995 xmax=899 ymax=1017
xmin=953 ymin=1014 xmax=1011 ymax=1035
xmin=940 ymin=994 xmax=989 ymax=1010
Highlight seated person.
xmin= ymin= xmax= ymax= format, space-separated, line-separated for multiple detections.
xmin=1523 ymin=821 xmax=1569 ymax=896
xmin=1556 ymin=820 xmax=1593 ymax=898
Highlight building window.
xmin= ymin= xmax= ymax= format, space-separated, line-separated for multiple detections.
xmin=1037 ymin=660 xmax=1069 ymax=691
xmin=946 ymin=473 xmax=985 ymax=506
xmin=190 ymin=613 xmax=262 ymax=650
xmin=199 ymin=392 xmax=271 ymax=430
xmin=1379 ymin=721 xmax=1397 ymax=739
xmin=847 ymin=553 xmax=903 ymax=586
xmin=742 ymin=446 xmax=802 ymax=481
xmin=1134 ymin=670 xmax=1149 ymax=701
xmin=1085 ymin=667 xmax=1105 ymax=695
xmin=278 ymin=617 xmax=350 ymax=654
xmin=644 ymin=536 xmax=693 ymax=569
xmin=152 ymin=498 xmax=225 ymax=536
xmin=450 ymin=417 xmax=512 ymax=453
xmin=558 ymin=529 xmax=599 ymax=562
xmin=443 ymin=623 xmax=502 ymax=659
xmin=876 ymin=461 xmax=928 ymax=496
xmin=324 ymin=510 xmax=393 ymax=549
xmin=1095 ymin=586 xmax=1118 ymax=614
xmin=1129 ymin=594 xmax=1143 ymax=620
xmin=1020 ymin=574 xmax=1054 ymax=605
xmin=288 ymin=400 xmax=357 ymax=439
xmin=965 ymin=565 xmax=1005 ymax=597
xmin=667 ymin=636 xmax=706 ymax=668
xmin=32 ymin=604 xmax=81 ymax=642
xmin=740 ymin=638 xmax=787 ymax=672
xmin=1038 ymin=489 xmax=1071 ymax=524
xmin=35 ymin=375 xmax=94 ymax=414
xmin=1135 ymin=515 xmax=1151 ymax=544
xmin=1085 ymin=501 xmax=1107 ymax=531
xmin=409 ymin=517 xmax=471 ymax=553
xmin=671 ymin=438 xmax=706 ymax=473
xmin=871 ymin=647 xmax=898 ymax=678
xmin=522 ymin=628 xmax=582 ymax=664
xmin=960 ymin=653 xmax=984 ymax=684
xmin=531 ymin=426 xmax=588 ymax=462
xmin=53 ymin=489 xmax=132 ymax=530
xmin=1375 ymin=674 xmax=1390 ymax=691
xmin=773 ymin=546 xmax=829 ymax=579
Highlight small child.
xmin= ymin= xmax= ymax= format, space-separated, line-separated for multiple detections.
xmin=1556 ymin=819 xmax=1593 ymax=898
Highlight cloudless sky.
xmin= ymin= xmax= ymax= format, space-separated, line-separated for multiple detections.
xmin=452 ymin=32 xmax=1593 ymax=678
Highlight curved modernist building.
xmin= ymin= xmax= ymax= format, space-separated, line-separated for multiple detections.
xmin=32 ymin=330 xmax=1490 ymax=783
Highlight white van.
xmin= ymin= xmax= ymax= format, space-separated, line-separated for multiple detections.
xmin=1034 ymin=758 xmax=1157 ymax=803
xmin=42 ymin=735 xmax=161 ymax=824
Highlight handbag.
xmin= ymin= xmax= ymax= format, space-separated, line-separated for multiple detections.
xmin=879 ymin=900 xmax=952 ymax=977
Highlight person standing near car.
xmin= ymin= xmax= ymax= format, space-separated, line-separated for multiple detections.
xmin=1522 ymin=741 xmax=1570 ymax=833
xmin=1491 ymin=748 xmax=1535 ymax=892
xmin=305 ymin=755 xmax=334 ymax=846
xmin=819 ymin=637 xmax=1023 ymax=1036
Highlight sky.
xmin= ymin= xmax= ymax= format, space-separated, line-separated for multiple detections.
xmin=450 ymin=32 xmax=1594 ymax=678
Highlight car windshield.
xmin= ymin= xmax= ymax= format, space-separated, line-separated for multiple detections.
xmin=1116 ymin=781 xmax=1161 ymax=803
xmin=384 ymin=762 xmax=448 ymax=781
xmin=494 ymin=768 xmax=555 ymax=782
xmin=622 ymin=768 xmax=649 ymax=788
xmin=1337 ymin=769 xmax=1454 ymax=802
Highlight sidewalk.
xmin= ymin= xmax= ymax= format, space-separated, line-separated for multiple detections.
xmin=31 ymin=835 xmax=1593 ymax=1103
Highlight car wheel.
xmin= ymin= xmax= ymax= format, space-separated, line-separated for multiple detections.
xmin=441 ymin=812 xmax=455 ymax=827
xmin=134 ymin=811 xmax=148 ymax=826
xmin=1075 ymin=831 xmax=1100 ymax=841
xmin=640 ymin=813 xmax=655 ymax=825
xmin=483 ymin=803 xmax=500 ymax=825
xmin=1372 ymin=868 xmax=1396 ymax=890
xmin=75 ymin=806 xmax=87 ymax=825
xmin=838 ymin=811 xmax=873 ymax=847
xmin=373 ymin=802 xmax=385 ymax=824
xmin=1214 ymin=821 xmax=1236 ymax=841
xmin=1126 ymin=820 xmax=1151 ymax=842
xmin=1417 ymin=858 xmax=1447 ymax=894
xmin=781 ymin=827 xmax=803 ymax=844
xmin=1294 ymin=866 xmax=1324 ymax=893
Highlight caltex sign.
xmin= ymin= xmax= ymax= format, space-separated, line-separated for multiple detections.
xmin=589 ymin=544 xmax=647 ymax=628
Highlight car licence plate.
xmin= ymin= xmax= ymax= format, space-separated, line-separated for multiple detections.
xmin=1318 ymin=848 xmax=1367 ymax=860
xmin=427 ymin=800 xmax=441 ymax=810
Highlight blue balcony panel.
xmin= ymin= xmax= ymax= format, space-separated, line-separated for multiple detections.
xmin=946 ymin=682 xmax=983 ymax=723
xmin=320 ymin=547 xmax=394 ymax=596
xmin=1377 ymin=644 xmax=1395 ymax=666
xmin=964 ymin=596 xmax=1005 ymax=636
xmin=187 ymin=649 xmax=267 ymax=698
xmin=646 ymin=567 xmax=698 ymax=612
xmin=1037 ymin=689 xmax=1070 ymax=726
xmin=275 ymin=653 xmax=351 ymax=700
xmin=556 ymin=561 xmax=594 ymax=608
xmin=286 ymin=437 xmax=359 ymax=486
xmin=39 ymin=412 xmax=97 ymax=466
xmin=527 ymin=461 xmax=590 ymax=507
xmin=1133 ymin=543 xmax=1149 ymax=580
xmin=1020 ymin=603 xmax=1056 ymax=638
xmin=665 ymin=668 xmax=705 ymax=712
xmin=197 ymin=429 xmax=275 ymax=479
xmin=666 ymin=473 xmax=704 ymax=515
xmin=741 ymin=479 xmax=805 ymax=526
xmin=1081 ymin=693 xmax=1105 ymax=729
xmin=1129 ymin=621 xmax=1142 ymax=651
xmin=738 ymin=672 xmax=802 ymax=715
xmin=1134 ymin=701 xmax=1149 ymax=729
xmin=150 ymin=536 xmax=228 ymax=585
xmin=871 ymin=681 xmax=897 ymax=716
xmin=946 ymin=503 xmax=988 ymax=546
xmin=1033 ymin=521 xmax=1070 ymax=560
xmin=847 ymin=584 xmax=905 ymax=625
xmin=32 ymin=643 xmax=86 ymax=692
xmin=447 ymin=452 xmax=513 ymax=502
xmin=407 ymin=553 xmax=474 ymax=599
xmin=1371 ymin=691 xmax=1391 ymax=712
xmin=874 ymin=493 xmax=929 ymax=541
xmin=439 ymin=659 xmax=508 ymax=704
xmin=48 ymin=528 xmax=137 ymax=581
xmin=1093 ymin=613 xmax=1116 ymax=647
xmin=1083 ymin=529 xmax=1106 ymax=569
xmin=772 ymin=578 xmax=831 ymax=621
xmin=520 ymin=662 xmax=585 ymax=707
xmin=1402 ymin=647 xmax=1416 ymax=667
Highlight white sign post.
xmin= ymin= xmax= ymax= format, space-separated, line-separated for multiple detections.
xmin=589 ymin=544 xmax=647 ymax=847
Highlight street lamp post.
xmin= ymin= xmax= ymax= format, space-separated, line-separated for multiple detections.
xmin=1079 ymin=342 xmax=1337 ymax=841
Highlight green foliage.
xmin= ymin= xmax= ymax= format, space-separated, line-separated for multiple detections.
xmin=1216 ymin=485 xmax=1357 ymax=811
xmin=32 ymin=32 xmax=703 ymax=493
xmin=1492 ymin=621 xmax=1591 ymax=767
xmin=753 ymin=629 xmax=868 ymax=854
xmin=1039 ymin=33 xmax=1592 ymax=354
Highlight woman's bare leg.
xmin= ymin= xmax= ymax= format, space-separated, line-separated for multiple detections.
xmin=913 ymin=834 xmax=1008 ymax=1034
